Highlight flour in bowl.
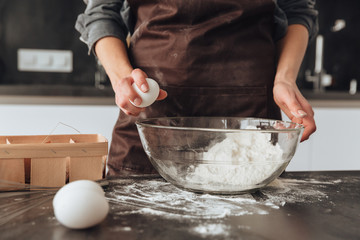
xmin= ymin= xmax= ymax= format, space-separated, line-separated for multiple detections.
xmin=183 ymin=128 xmax=285 ymax=192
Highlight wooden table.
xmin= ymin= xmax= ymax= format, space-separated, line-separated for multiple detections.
xmin=1 ymin=171 xmax=359 ymax=240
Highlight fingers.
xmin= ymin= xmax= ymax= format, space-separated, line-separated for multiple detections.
xmin=113 ymin=76 xmax=143 ymax=116
xmin=281 ymin=100 xmax=316 ymax=142
xmin=273 ymin=82 xmax=302 ymax=120
xmin=131 ymin=68 xmax=149 ymax=93
xmin=282 ymin=95 xmax=307 ymax=118
xmin=112 ymin=69 xmax=167 ymax=116
xmin=117 ymin=97 xmax=144 ymax=116
xmin=157 ymin=89 xmax=168 ymax=100
xmin=300 ymin=117 xmax=317 ymax=142
xmin=281 ymin=105 xmax=316 ymax=142
xmin=117 ymin=69 xmax=148 ymax=115
xmin=295 ymin=93 xmax=315 ymax=117
xmin=273 ymin=82 xmax=316 ymax=141
xmin=290 ymin=95 xmax=316 ymax=141
xmin=275 ymin=98 xmax=302 ymax=125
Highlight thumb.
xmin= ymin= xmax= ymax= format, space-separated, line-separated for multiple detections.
xmin=288 ymin=101 xmax=307 ymax=118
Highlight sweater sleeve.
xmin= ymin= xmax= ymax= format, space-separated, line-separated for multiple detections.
xmin=276 ymin=0 xmax=319 ymax=42
xmin=75 ymin=0 xmax=129 ymax=55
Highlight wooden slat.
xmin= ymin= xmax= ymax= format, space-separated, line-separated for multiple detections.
xmin=0 ymin=134 xmax=106 ymax=144
xmin=0 ymin=138 xmax=25 ymax=189
xmin=1 ymin=135 xmax=69 ymax=144
xmin=0 ymin=142 xmax=108 ymax=158
xmin=69 ymin=156 xmax=104 ymax=182
xmin=0 ymin=134 xmax=108 ymax=159
xmin=0 ymin=134 xmax=108 ymax=188
xmin=30 ymin=157 xmax=67 ymax=187
xmin=0 ymin=158 xmax=25 ymax=186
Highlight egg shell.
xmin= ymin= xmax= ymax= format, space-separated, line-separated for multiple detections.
xmin=131 ymin=78 xmax=160 ymax=107
xmin=54 ymin=190 xmax=109 ymax=229
xmin=53 ymin=180 xmax=104 ymax=209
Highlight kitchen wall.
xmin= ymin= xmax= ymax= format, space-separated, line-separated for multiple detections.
xmin=298 ymin=0 xmax=360 ymax=92
xmin=0 ymin=1 xmax=359 ymax=172
xmin=0 ymin=0 xmax=358 ymax=92
xmin=0 ymin=0 xmax=102 ymax=86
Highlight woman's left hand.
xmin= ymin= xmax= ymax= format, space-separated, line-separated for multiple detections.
xmin=273 ymin=80 xmax=316 ymax=142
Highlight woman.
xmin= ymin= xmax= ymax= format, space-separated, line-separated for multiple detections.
xmin=76 ymin=0 xmax=318 ymax=175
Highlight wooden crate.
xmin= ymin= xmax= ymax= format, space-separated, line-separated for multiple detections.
xmin=0 ymin=134 xmax=108 ymax=189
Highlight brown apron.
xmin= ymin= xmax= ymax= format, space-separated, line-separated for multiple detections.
xmin=108 ymin=0 xmax=281 ymax=176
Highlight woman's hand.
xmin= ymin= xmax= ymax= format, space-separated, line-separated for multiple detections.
xmin=273 ymin=80 xmax=316 ymax=142
xmin=112 ymin=68 xmax=167 ymax=116
xmin=94 ymin=37 xmax=167 ymax=117
xmin=274 ymin=24 xmax=317 ymax=141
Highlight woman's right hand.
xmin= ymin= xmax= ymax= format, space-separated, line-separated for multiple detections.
xmin=94 ymin=37 xmax=167 ymax=117
xmin=112 ymin=68 xmax=167 ymax=116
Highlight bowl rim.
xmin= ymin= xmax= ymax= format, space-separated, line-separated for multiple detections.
xmin=135 ymin=116 xmax=304 ymax=133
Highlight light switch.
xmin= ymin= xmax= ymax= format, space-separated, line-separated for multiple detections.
xmin=38 ymin=54 xmax=52 ymax=66
xmin=17 ymin=49 xmax=73 ymax=73
xmin=21 ymin=54 xmax=36 ymax=65
xmin=53 ymin=54 xmax=68 ymax=67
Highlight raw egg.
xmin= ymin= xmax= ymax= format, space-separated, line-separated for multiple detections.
xmin=131 ymin=78 xmax=160 ymax=107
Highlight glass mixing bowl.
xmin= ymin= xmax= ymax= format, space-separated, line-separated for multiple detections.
xmin=135 ymin=117 xmax=304 ymax=194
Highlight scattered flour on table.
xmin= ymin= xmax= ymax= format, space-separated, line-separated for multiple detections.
xmin=107 ymin=179 xmax=275 ymax=219
xmin=183 ymin=128 xmax=285 ymax=191
xmin=106 ymin=176 xmax=334 ymax=221
xmin=192 ymin=223 xmax=230 ymax=237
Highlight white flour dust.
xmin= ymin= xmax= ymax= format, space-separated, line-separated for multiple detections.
xmin=107 ymin=179 xmax=278 ymax=220
xmin=183 ymin=129 xmax=285 ymax=191
xmin=191 ymin=223 xmax=230 ymax=237
xmin=106 ymin=175 xmax=336 ymax=221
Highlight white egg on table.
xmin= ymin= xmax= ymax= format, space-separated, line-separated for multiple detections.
xmin=131 ymin=78 xmax=160 ymax=108
xmin=53 ymin=180 xmax=104 ymax=209
xmin=53 ymin=180 xmax=109 ymax=229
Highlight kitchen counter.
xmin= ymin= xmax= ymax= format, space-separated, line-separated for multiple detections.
xmin=0 ymin=84 xmax=115 ymax=105
xmin=0 ymin=85 xmax=114 ymax=97
xmin=302 ymin=90 xmax=360 ymax=100
xmin=1 ymin=171 xmax=359 ymax=240
xmin=302 ymin=90 xmax=360 ymax=108
xmin=1 ymin=85 xmax=360 ymax=107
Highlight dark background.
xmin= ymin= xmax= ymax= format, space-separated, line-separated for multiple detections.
xmin=0 ymin=0 xmax=358 ymax=92
xmin=297 ymin=0 xmax=360 ymax=92
xmin=0 ymin=0 xmax=99 ymax=86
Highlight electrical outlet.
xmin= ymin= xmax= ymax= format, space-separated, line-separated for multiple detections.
xmin=17 ymin=49 xmax=73 ymax=73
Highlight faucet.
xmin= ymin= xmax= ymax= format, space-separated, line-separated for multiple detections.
xmin=305 ymin=34 xmax=332 ymax=92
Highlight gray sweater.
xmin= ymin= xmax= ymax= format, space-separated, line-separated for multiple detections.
xmin=75 ymin=0 xmax=318 ymax=54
